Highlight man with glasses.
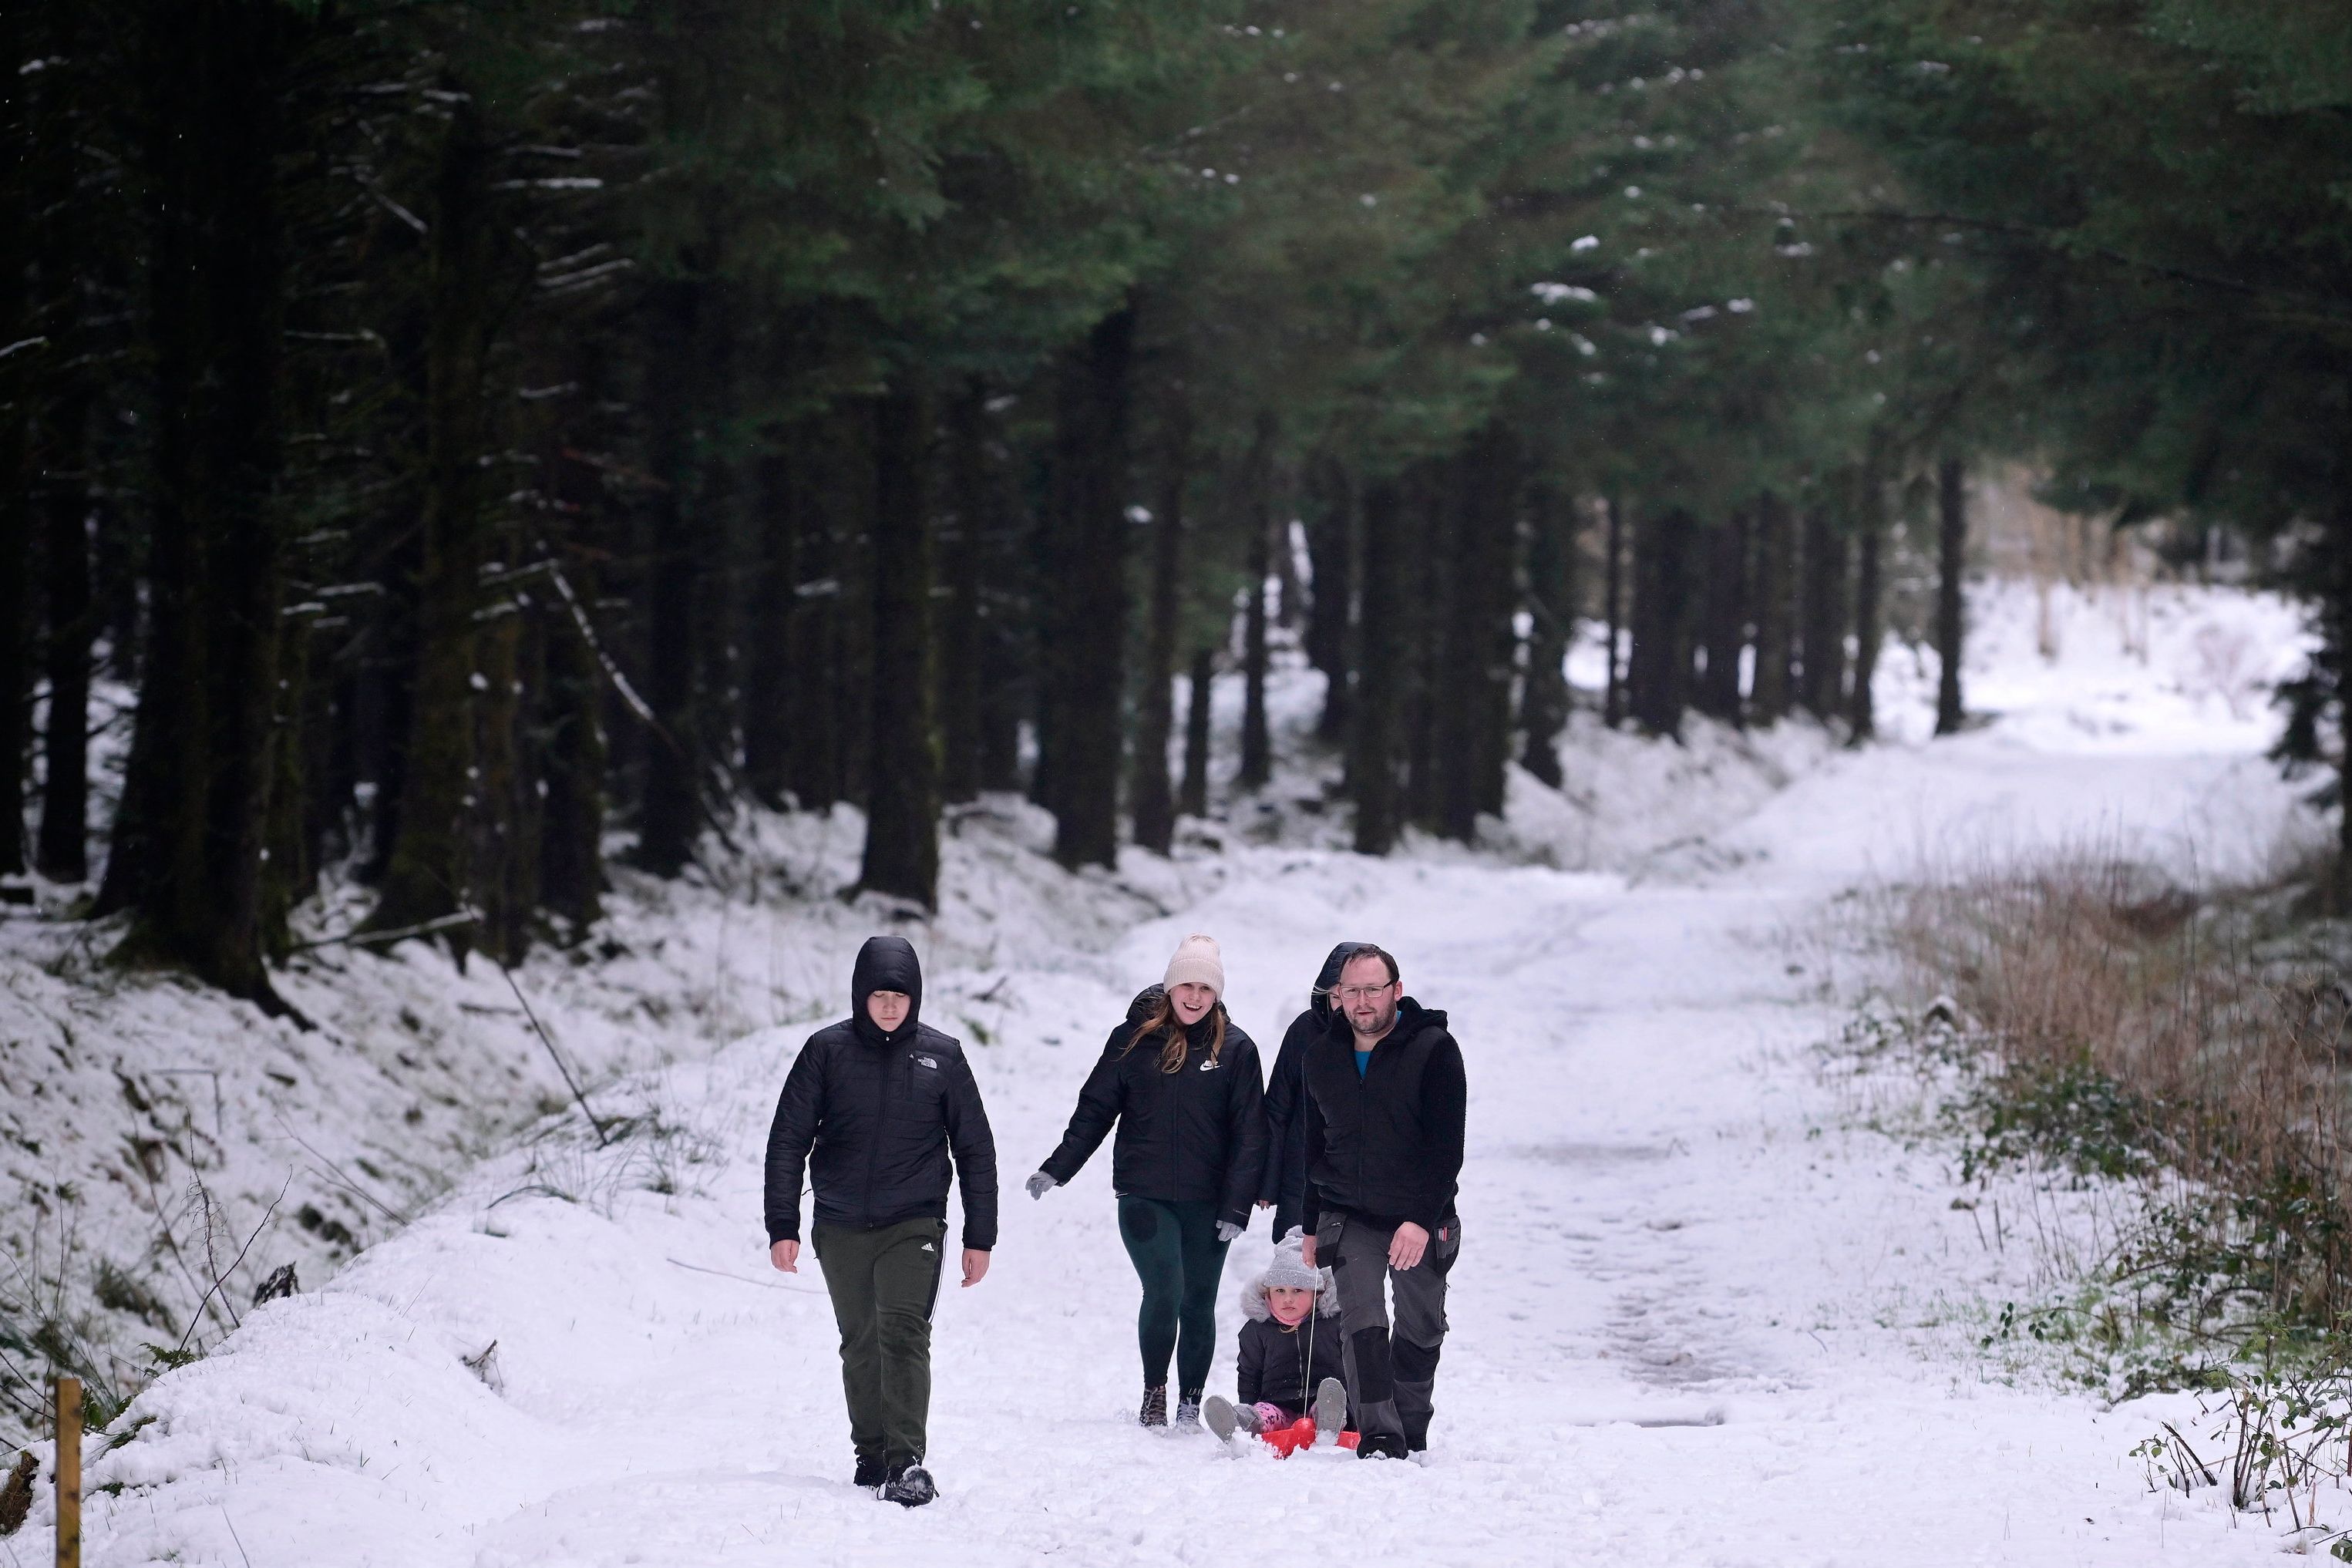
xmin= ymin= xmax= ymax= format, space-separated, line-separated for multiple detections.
xmin=1299 ymin=945 xmax=1466 ymax=1460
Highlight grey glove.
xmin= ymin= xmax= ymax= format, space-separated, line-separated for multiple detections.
xmin=1216 ymin=1220 xmax=1243 ymax=1243
xmin=1025 ymin=1170 xmax=1058 ymax=1201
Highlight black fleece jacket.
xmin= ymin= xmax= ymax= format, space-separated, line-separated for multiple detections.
xmin=1039 ymin=1004 xmax=1267 ymax=1230
xmin=1237 ymin=1312 xmax=1348 ymax=1415
xmin=1301 ymin=998 xmax=1465 ymax=1235
xmin=763 ymin=936 xmax=1000 ymax=1250
xmin=1260 ymin=942 xmax=1369 ymax=1241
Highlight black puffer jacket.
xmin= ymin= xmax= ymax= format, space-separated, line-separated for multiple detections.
xmin=1039 ymin=1003 xmax=1266 ymax=1230
xmin=1302 ymin=998 xmax=1465 ymax=1235
xmin=1235 ymin=1279 xmax=1347 ymax=1416
xmin=1260 ymin=942 xmax=1369 ymax=1241
xmin=763 ymin=936 xmax=1000 ymax=1250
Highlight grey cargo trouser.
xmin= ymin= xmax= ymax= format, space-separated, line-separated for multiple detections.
xmin=1315 ymin=1209 xmax=1461 ymax=1451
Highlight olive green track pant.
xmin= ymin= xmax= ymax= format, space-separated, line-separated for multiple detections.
xmin=813 ymin=1216 xmax=947 ymax=1469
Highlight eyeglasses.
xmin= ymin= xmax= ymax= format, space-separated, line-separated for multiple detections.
xmin=1331 ymin=983 xmax=1395 ymax=1003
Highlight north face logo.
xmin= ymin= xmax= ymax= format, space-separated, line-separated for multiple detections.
xmin=915 ymin=1056 xmax=937 ymax=1069
xmin=1198 ymin=1059 xmax=1217 ymax=1072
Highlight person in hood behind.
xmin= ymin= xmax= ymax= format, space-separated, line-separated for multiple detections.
xmin=1300 ymin=944 xmax=1465 ymax=1462
xmin=765 ymin=936 xmax=998 ymax=1507
xmin=1258 ymin=941 xmax=1369 ymax=1243
xmin=1028 ymin=934 xmax=1266 ymax=1432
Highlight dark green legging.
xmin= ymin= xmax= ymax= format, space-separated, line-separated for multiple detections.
xmin=1116 ymin=1196 xmax=1230 ymax=1397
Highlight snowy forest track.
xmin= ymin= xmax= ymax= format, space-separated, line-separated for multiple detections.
xmin=54 ymin=638 xmax=2325 ymax=1564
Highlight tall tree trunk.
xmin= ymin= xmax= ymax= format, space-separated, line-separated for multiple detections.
xmin=2331 ymin=409 xmax=2352 ymax=912
xmin=1519 ymin=483 xmax=1573 ymax=788
xmin=787 ymin=409 xmax=847 ymax=812
xmin=260 ymin=607 xmax=321 ymax=951
xmin=939 ymin=382 xmax=989 ymax=806
xmin=1935 ymin=456 xmax=1968 ymax=736
xmin=471 ymin=572 xmax=536 ymax=962
xmin=1626 ymin=504 xmax=1694 ymax=739
xmin=372 ymin=106 xmax=497 ymax=943
xmin=1693 ymin=511 xmax=1748 ymax=726
xmin=1303 ymin=452 xmax=1354 ymax=742
xmin=1131 ymin=386 xmax=1189 ymax=853
xmin=977 ymin=530 xmax=1024 ymax=796
xmin=540 ymin=522 xmax=607 ymax=936
xmin=859 ymin=389 xmax=940 ymax=906
xmin=32 ymin=35 xmax=92 ymax=883
xmin=833 ymin=413 xmax=876 ymax=812
xmin=1798 ymin=499 xmax=1848 ymax=721
xmin=0 ymin=8 xmax=31 ymax=880
xmin=1849 ymin=456 xmax=1886 ymax=744
xmin=362 ymin=490 xmax=425 ymax=883
xmin=1750 ymin=490 xmax=1792 ymax=723
xmin=634 ymin=278 xmax=708 ymax=875
xmin=1351 ymin=479 xmax=1405 ymax=854
xmin=743 ymin=434 xmax=801 ymax=810
xmin=1239 ymin=412 xmax=1275 ymax=791
xmin=1179 ymin=647 xmax=1212 ymax=819
xmin=974 ymin=405 xmax=1025 ymax=796
xmin=1045 ymin=305 xmax=1136 ymax=869
xmin=1601 ymin=494 xmax=1626 ymax=728
xmin=1401 ymin=466 xmax=1445 ymax=830
xmin=1438 ymin=426 xmax=1517 ymax=840
xmin=99 ymin=0 xmax=296 ymax=1009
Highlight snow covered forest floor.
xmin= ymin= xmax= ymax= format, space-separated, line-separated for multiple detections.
xmin=1 ymin=577 xmax=2330 ymax=1566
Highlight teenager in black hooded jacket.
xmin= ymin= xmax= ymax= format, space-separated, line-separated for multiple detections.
xmin=1028 ymin=934 xmax=1265 ymax=1432
xmin=764 ymin=936 xmax=998 ymax=1506
xmin=1258 ymin=941 xmax=1370 ymax=1243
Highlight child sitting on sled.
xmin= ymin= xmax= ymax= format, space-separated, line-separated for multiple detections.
xmin=1203 ymin=1233 xmax=1358 ymax=1455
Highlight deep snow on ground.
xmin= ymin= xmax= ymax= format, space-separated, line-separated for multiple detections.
xmin=5 ymin=577 xmax=2331 ymax=1566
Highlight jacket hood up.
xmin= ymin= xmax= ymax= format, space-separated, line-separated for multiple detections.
xmin=850 ymin=935 xmax=924 ymax=1047
xmin=1237 ymin=1265 xmax=1340 ymax=1323
xmin=1311 ymin=941 xmax=1372 ymax=1024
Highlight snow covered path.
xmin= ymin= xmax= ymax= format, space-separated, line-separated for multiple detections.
xmin=68 ymin=587 xmax=2324 ymax=1567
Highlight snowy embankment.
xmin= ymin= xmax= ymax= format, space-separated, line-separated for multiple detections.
xmin=6 ymin=577 xmax=2326 ymax=1566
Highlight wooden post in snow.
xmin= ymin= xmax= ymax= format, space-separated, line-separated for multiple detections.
xmin=54 ymin=1376 xmax=79 ymax=1568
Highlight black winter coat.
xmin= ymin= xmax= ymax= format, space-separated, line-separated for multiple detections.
xmin=763 ymin=936 xmax=1000 ymax=1250
xmin=1039 ymin=1006 xmax=1266 ymax=1230
xmin=1302 ymin=998 xmax=1465 ymax=1235
xmin=1236 ymin=1310 xmax=1347 ymax=1416
xmin=1260 ymin=942 xmax=1370 ymax=1241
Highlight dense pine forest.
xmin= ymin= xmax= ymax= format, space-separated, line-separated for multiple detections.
xmin=1 ymin=0 xmax=2345 ymax=1012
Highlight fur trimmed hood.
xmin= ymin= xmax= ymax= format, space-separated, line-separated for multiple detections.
xmin=1238 ymin=1261 xmax=1340 ymax=1323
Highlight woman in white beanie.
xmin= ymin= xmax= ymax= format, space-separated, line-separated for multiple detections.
xmin=1028 ymin=934 xmax=1267 ymax=1431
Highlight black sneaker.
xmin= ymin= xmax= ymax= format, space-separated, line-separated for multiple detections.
xmin=1355 ymin=1432 xmax=1411 ymax=1461
xmin=853 ymin=1455 xmax=887 ymax=1489
xmin=1172 ymin=1389 xmax=1204 ymax=1433
xmin=1138 ymin=1385 xmax=1168 ymax=1428
xmin=880 ymin=1462 xmax=937 ymax=1507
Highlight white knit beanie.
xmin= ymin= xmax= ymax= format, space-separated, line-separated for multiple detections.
xmin=1163 ymin=934 xmax=1225 ymax=997
xmin=1261 ymin=1234 xmax=1324 ymax=1294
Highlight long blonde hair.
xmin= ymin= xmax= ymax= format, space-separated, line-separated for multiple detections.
xmin=1125 ymin=989 xmax=1226 ymax=1074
